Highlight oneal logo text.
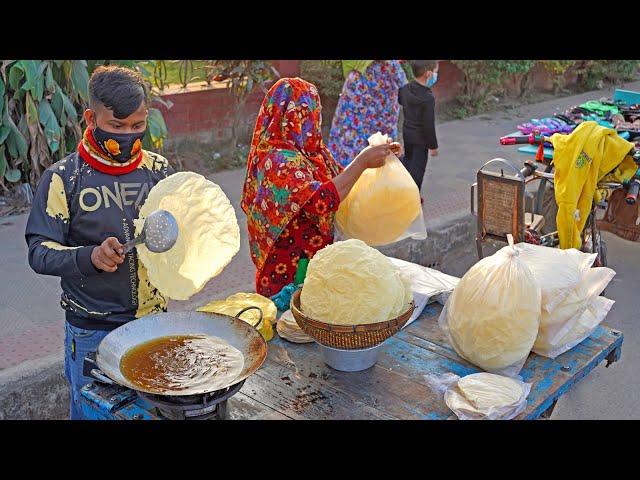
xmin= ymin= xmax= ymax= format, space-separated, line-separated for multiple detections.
xmin=79 ymin=182 xmax=151 ymax=212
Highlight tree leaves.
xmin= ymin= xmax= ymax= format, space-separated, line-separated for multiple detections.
xmin=0 ymin=145 xmax=6 ymax=179
xmin=5 ymin=167 xmax=21 ymax=183
xmin=51 ymin=87 xmax=63 ymax=117
xmin=61 ymin=90 xmax=78 ymax=122
xmin=0 ymin=126 xmax=9 ymax=144
xmin=8 ymin=62 xmax=24 ymax=91
xmin=45 ymin=64 xmax=55 ymax=90
xmin=20 ymin=60 xmax=38 ymax=90
xmin=26 ymin=92 xmax=39 ymax=125
xmin=146 ymin=107 xmax=168 ymax=149
xmin=38 ymin=100 xmax=61 ymax=153
xmin=3 ymin=105 xmax=28 ymax=159
xmin=134 ymin=60 xmax=155 ymax=78
xmin=0 ymin=77 xmax=4 ymax=117
xmin=11 ymin=127 xmax=29 ymax=159
xmin=71 ymin=60 xmax=89 ymax=101
xmin=1 ymin=59 xmax=169 ymax=189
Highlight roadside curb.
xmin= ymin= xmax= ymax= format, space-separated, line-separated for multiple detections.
xmin=378 ymin=210 xmax=476 ymax=268
xmin=0 ymin=351 xmax=67 ymax=420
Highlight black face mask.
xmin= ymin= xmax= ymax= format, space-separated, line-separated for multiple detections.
xmin=92 ymin=125 xmax=146 ymax=163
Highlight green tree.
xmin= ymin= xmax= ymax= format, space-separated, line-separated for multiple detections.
xmin=452 ymin=60 xmax=536 ymax=104
xmin=0 ymin=60 xmax=169 ymax=192
xmin=210 ymin=60 xmax=278 ymax=161
xmin=538 ymin=60 xmax=578 ymax=93
xmin=577 ymin=60 xmax=640 ymax=89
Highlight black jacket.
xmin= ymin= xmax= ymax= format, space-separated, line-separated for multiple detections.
xmin=25 ymin=150 xmax=174 ymax=330
xmin=398 ymin=80 xmax=438 ymax=148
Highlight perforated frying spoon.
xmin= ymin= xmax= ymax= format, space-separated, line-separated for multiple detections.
xmin=121 ymin=209 xmax=179 ymax=255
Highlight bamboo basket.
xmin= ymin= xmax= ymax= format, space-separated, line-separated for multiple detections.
xmin=290 ymin=287 xmax=415 ymax=350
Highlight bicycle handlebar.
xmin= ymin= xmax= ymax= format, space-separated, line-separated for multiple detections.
xmin=501 ymin=134 xmax=640 ymax=163
xmin=500 ymin=133 xmax=550 ymax=146
xmin=500 ymin=135 xmax=534 ymax=145
xmin=519 ymin=161 xmax=538 ymax=178
xmin=500 ymin=132 xmax=640 ymax=205
xmin=626 ymin=178 xmax=640 ymax=205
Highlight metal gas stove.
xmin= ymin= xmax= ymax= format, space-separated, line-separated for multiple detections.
xmin=80 ymin=352 xmax=244 ymax=420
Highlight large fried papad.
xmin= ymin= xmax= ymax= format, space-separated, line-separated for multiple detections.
xmin=135 ymin=172 xmax=240 ymax=300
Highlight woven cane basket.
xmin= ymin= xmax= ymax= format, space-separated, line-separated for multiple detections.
xmin=290 ymin=288 xmax=415 ymax=350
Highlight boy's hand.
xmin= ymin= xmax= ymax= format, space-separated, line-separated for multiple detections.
xmin=91 ymin=237 xmax=124 ymax=273
xmin=430 ymin=148 xmax=439 ymax=157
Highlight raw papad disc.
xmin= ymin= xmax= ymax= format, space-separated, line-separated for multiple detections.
xmin=457 ymin=372 xmax=524 ymax=410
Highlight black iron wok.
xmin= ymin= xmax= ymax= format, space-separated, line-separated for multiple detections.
xmin=93 ymin=307 xmax=267 ymax=396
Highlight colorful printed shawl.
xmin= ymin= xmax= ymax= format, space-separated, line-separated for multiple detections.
xmin=327 ymin=60 xmax=408 ymax=167
xmin=341 ymin=60 xmax=374 ymax=79
xmin=240 ymin=77 xmax=343 ymax=272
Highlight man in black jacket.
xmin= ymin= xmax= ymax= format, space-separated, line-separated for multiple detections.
xmin=25 ymin=65 xmax=174 ymax=419
xmin=398 ymin=60 xmax=439 ymax=199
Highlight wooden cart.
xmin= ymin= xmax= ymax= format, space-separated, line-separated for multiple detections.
xmin=224 ymin=304 xmax=623 ymax=420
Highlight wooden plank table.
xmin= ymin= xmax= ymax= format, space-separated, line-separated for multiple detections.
xmin=230 ymin=303 xmax=624 ymax=420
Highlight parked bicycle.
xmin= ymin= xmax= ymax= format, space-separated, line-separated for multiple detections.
xmin=471 ymin=131 xmax=640 ymax=266
xmin=489 ymin=131 xmax=640 ymax=267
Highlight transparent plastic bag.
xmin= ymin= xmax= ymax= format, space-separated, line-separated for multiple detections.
xmin=534 ymin=296 xmax=615 ymax=358
xmin=438 ymin=235 xmax=541 ymax=377
xmin=388 ymin=256 xmax=460 ymax=327
xmin=335 ymin=132 xmax=427 ymax=247
xmin=513 ymin=243 xmax=597 ymax=313
xmin=533 ymin=267 xmax=615 ymax=355
xmin=424 ymin=372 xmax=532 ymax=420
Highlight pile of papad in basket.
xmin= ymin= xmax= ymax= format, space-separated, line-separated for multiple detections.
xmin=276 ymin=238 xmax=459 ymax=343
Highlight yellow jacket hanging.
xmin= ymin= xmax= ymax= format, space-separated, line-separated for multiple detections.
xmin=551 ymin=121 xmax=636 ymax=249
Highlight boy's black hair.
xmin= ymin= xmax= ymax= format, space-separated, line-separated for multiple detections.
xmin=410 ymin=60 xmax=439 ymax=79
xmin=88 ymin=65 xmax=149 ymax=119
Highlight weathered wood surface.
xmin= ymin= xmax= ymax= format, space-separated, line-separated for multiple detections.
xmin=234 ymin=304 xmax=623 ymax=420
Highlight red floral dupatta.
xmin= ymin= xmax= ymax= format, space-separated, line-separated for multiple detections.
xmin=240 ymin=77 xmax=343 ymax=272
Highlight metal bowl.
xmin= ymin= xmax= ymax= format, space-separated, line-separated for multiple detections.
xmin=319 ymin=343 xmax=383 ymax=372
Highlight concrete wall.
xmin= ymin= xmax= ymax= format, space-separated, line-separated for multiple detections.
xmin=156 ymin=60 xmax=572 ymax=138
xmin=153 ymin=86 xmax=265 ymax=138
xmin=152 ymin=60 xmax=302 ymax=138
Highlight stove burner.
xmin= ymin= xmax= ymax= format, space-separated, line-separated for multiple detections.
xmin=82 ymin=352 xmax=249 ymax=420
xmin=137 ymin=380 xmax=245 ymax=420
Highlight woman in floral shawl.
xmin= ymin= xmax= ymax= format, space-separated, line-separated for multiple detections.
xmin=327 ymin=60 xmax=408 ymax=168
xmin=241 ymin=77 xmax=401 ymax=297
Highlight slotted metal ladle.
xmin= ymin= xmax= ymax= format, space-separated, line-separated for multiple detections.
xmin=122 ymin=209 xmax=179 ymax=255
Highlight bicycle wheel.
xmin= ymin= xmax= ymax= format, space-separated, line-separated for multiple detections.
xmin=582 ymin=207 xmax=608 ymax=292
xmin=596 ymin=236 xmax=608 ymax=296
xmin=596 ymin=235 xmax=607 ymax=268
xmin=536 ymin=163 xmax=557 ymax=235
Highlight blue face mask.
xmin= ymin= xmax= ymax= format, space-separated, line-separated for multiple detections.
xmin=426 ymin=72 xmax=438 ymax=88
